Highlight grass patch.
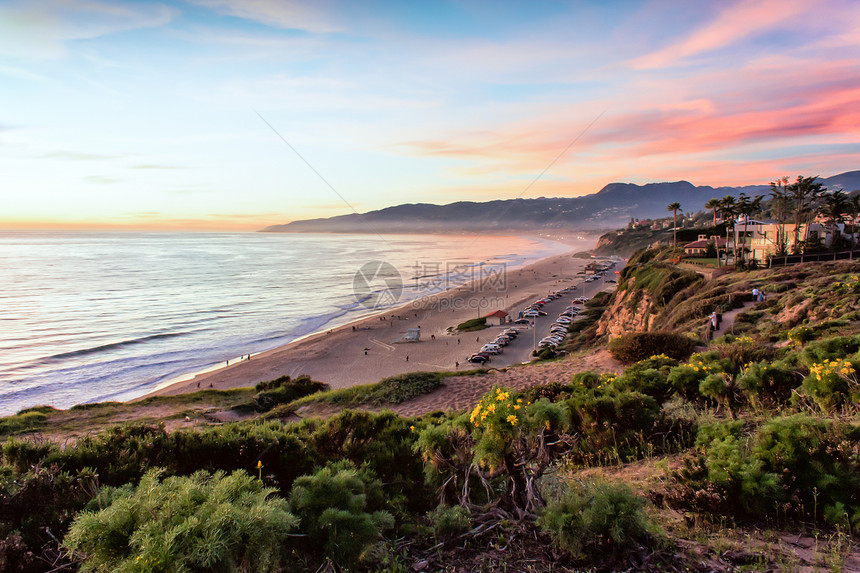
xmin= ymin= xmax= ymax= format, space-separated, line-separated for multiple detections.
xmin=69 ymin=401 xmax=124 ymax=411
xmin=16 ymin=405 xmax=59 ymax=415
xmin=0 ymin=411 xmax=49 ymax=436
xmin=135 ymin=388 xmax=256 ymax=409
xmin=293 ymin=371 xmax=475 ymax=408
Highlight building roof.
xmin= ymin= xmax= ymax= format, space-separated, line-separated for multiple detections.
xmin=684 ymin=237 xmax=727 ymax=249
xmin=484 ymin=310 xmax=509 ymax=318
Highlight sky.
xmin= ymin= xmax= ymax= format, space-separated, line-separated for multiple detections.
xmin=1 ymin=0 xmax=859 ymax=230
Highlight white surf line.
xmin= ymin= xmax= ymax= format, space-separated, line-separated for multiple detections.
xmin=369 ymin=337 xmax=395 ymax=351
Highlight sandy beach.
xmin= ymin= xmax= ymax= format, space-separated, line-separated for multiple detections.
xmin=147 ymin=241 xmax=616 ymax=398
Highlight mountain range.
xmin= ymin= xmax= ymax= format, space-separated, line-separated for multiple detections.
xmin=262 ymin=171 xmax=860 ymax=234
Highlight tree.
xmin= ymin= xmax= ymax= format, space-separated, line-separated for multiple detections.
xmin=720 ymin=195 xmax=737 ymax=265
xmin=822 ymin=189 xmax=852 ymax=250
xmin=769 ymin=176 xmax=791 ymax=256
xmin=705 ymin=198 xmax=721 ymax=227
xmin=667 ymin=202 xmax=681 ymax=249
xmin=787 ymin=176 xmax=824 ymax=253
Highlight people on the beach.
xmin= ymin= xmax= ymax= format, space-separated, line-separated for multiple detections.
xmin=406 ymin=355 xmax=409 ymax=362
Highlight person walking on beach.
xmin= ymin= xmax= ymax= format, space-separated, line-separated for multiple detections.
xmin=406 ymin=355 xmax=409 ymax=362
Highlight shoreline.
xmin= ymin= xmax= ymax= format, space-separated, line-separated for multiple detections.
xmin=144 ymin=232 xmax=578 ymax=395
xmin=144 ymin=234 xmax=608 ymax=399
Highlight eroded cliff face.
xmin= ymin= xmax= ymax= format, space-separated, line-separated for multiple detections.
xmin=595 ymin=277 xmax=657 ymax=340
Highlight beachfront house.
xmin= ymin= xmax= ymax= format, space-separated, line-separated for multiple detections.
xmin=683 ymin=234 xmax=727 ymax=257
xmin=484 ymin=310 xmax=509 ymax=326
xmin=733 ymin=219 xmax=830 ymax=262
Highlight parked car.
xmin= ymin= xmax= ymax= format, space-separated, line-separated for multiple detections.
xmin=513 ymin=318 xmax=531 ymax=325
xmin=468 ymin=354 xmax=489 ymax=364
xmin=522 ymin=310 xmax=539 ymax=317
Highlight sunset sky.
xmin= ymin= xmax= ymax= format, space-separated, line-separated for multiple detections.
xmin=1 ymin=0 xmax=859 ymax=230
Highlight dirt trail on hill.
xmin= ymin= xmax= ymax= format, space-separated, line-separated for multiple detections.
xmin=713 ymin=301 xmax=756 ymax=337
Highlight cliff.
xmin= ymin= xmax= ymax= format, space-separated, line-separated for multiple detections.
xmin=595 ymin=277 xmax=657 ymax=339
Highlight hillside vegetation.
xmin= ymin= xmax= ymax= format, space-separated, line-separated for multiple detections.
xmin=3 ymin=252 xmax=860 ymax=571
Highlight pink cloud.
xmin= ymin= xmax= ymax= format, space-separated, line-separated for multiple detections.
xmin=630 ymin=0 xmax=810 ymax=69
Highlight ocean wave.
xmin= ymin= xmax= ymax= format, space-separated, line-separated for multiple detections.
xmin=38 ymin=331 xmax=192 ymax=363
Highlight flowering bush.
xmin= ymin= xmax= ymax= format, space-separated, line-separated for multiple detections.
xmin=611 ymin=354 xmax=678 ymax=402
xmin=802 ymin=358 xmax=859 ymax=411
xmin=419 ymin=387 xmax=571 ymax=513
xmin=736 ymin=360 xmax=798 ymax=407
xmin=788 ymin=325 xmax=815 ymax=346
xmin=667 ymin=352 xmax=732 ymax=400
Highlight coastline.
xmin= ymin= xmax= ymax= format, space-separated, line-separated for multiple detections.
xmin=145 ymin=234 xmax=606 ymax=399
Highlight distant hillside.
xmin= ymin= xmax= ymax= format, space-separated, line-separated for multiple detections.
xmin=262 ymin=171 xmax=860 ymax=234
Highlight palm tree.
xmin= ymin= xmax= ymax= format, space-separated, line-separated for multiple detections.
xmin=705 ymin=198 xmax=721 ymax=227
xmin=667 ymin=202 xmax=681 ymax=249
xmin=720 ymin=195 xmax=737 ymax=265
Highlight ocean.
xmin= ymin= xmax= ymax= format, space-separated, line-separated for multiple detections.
xmin=0 ymin=232 xmax=574 ymax=415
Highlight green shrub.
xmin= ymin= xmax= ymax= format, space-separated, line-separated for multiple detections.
xmin=0 ymin=464 xmax=97 ymax=571
xmin=288 ymin=461 xmax=393 ymax=566
xmin=372 ymin=372 xmax=445 ymax=403
xmin=0 ymin=412 xmax=48 ymax=436
xmin=539 ymin=479 xmax=655 ymax=557
xmin=428 ymin=504 xmax=471 ymax=538
xmin=668 ymin=415 xmax=860 ymax=525
xmin=456 ymin=317 xmax=487 ymax=331
xmin=251 ymin=375 xmax=328 ymax=412
xmin=570 ymin=391 xmax=660 ymax=458
xmin=713 ymin=335 xmax=773 ymax=372
xmin=64 ymin=468 xmax=297 ymax=573
xmin=611 ymin=355 xmax=678 ymax=403
xmin=736 ymin=360 xmax=798 ymax=407
xmin=801 ymin=358 xmax=859 ymax=411
xmin=300 ymin=372 xmax=445 ymax=407
xmin=801 ymin=334 xmax=860 ymax=365
xmin=609 ymin=333 xmax=697 ymax=364
xmin=667 ymin=351 xmax=734 ymax=400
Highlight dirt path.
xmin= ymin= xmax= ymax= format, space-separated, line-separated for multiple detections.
xmin=713 ymin=301 xmax=756 ymax=337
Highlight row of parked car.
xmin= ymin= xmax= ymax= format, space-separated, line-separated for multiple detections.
xmin=518 ymin=285 xmax=579 ymax=319
xmin=467 ymin=327 xmax=521 ymax=364
xmin=538 ymin=303 xmax=581 ymax=349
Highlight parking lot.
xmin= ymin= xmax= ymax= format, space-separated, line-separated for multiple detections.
xmin=466 ymin=261 xmax=623 ymax=368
